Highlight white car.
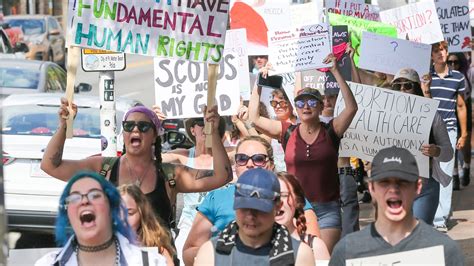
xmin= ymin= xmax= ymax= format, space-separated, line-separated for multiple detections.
xmin=2 ymin=93 xmax=141 ymax=233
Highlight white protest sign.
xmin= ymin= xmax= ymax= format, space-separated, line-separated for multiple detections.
xmin=359 ymin=31 xmax=432 ymax=76
xmin=268 ymin=24 xmax=332 ymax=75
xmin=326 ymin=0 xmax=381 ymax=21
xmin=335 ymin=82 xmax=440 ymax=178
xmin=67 ymin=0 xmax=229 ymax=63
xmin=154 ymin=53 xmax=240 ymax=118
xmin=346 ymin=246 xmax=445 ymax=265
xmin=433 ymin=0 xmax=472 ymax=52
xmin=224 ymin=29 xmax=251 ymax=100
xmin=230 ymin=1 xmax=291 ymax=55
xmin=380 ymin=1 xmax=444 ymax=44
xmin=289 ymin=1 xmax=325 ymax=27
xmin=257 ymin=73 xmax=296 ymax=120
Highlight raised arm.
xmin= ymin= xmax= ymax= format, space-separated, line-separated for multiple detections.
xmin=174 ymin=105 xmax=232 ymax=193
xmin=329 ymin=53 xmax=358 ymax=137
xmin=249 ymin=84 xmax=282 ymax=139
xmin=40 ymin=97 xmax=101 ymax=181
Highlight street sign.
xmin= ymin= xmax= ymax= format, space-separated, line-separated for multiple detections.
xmin=81 ymin=49 xmax=126 ymax=72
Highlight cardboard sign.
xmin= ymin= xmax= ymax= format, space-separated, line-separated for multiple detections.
xmin=334 ymin=82 xmax=440 ymax=178
xmin=268 ymin=24 xmax=332 ymax=74
xmin=380 ymin=1 xmax=444 ymax=44
xmin=67 ymin=0 xmax=229 ymax=63
xmin=326 ymin=0 xmax=381 ymax=21
xmin=329 ymin=13 xmax=398 ymax=66
xmin=301 ymin=26 xmax=352 ymax=94
xmin=230 ymin=0 xmax=291 ymax=55
xmin=359 ymin=31 xmax=432 ymax=76
xmin=154 ymin=53 xmax=240 ymax=118
xmin=224 ymin=29 xmax=251 ymax=100
xmin=346 ymin=246 xmax=445 ymax=265
xmin=433 ymin=0 xmax=472 ymax=52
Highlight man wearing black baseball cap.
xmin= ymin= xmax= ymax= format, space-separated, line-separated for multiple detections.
xmin=330 ymin=147 xmax=464 ymax=265
xmin=194 ymin=168 xmax=314 ymax=265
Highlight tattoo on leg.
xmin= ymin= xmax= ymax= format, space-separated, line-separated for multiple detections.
xmin=50 ymin=150 xmax=63 ymax=167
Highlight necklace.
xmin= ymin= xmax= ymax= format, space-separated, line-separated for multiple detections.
xmin=75 ymin=235 xmax=115 ymax=252
xmin=75 ymin=236 xmax=120 ymax=266
xmin=125 ymin=156 xmax=153 ymax=187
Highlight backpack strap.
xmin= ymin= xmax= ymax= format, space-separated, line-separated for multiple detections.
xmin=322 ymin=122 xmax=340 ymax=150
xmin=281 ymin=124 xmax=297 ymax=151
xmin=99 ymin=156 xmax=119 ymax=177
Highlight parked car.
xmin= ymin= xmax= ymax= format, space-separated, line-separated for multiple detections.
xmin=0 ymin=59 xmax=91 ymax=100
xmin=5 ymin=15 xmax=65 ymax=66
xmin=1 ymin=93 xmax=148 ymax=233
xmin=0 ymin=28 xmax=28 ymax=59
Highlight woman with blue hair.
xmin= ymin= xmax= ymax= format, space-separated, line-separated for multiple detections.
xmin=35 ymin=171 xmax=166 ymax=265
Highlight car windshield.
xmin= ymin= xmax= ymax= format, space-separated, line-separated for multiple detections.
xmin=2 ymin=104 xmax=123 ymax=138
xmin=0 ymin=67 xmax=40 ymax=89
xmin=7 ymin=19 xmax=45 ymax=35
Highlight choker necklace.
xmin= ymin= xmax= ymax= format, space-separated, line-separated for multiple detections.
xmin=76 ymin=236 xmax=120 ymax=266
xmin=125 ymin=156 xmax=153 ymax=187
xmin=75 ymin=235 xmax=115 ymax=252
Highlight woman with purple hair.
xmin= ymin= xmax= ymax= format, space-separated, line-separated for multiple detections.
xmin=41 ymin=98 xmax=232 ymax=229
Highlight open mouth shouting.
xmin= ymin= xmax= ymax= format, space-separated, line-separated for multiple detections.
xmin=130 ymin=135 xmax=143 ymax=148
xmin=386 ymin=198 xmax=403 ymax=215
xmin=80 ymin=210 xmax=97 ymax=228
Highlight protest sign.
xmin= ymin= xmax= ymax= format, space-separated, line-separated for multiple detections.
xmin=346 ymin=246 xmax=445 ymax=265
xmin=359 ymin=31 xmax=431 ymax=76
xmin=268 ymin=24 xmax=332 ymax=74
xmin=290 ymin=1 xmax=325 ymax=27
xmin=326 ymin=0 xmax=380 ymax=21
xmin=334 ymin=82 xmax=440 ymax=178
xmin=301 ymin=26 xmax=351 ymax=94
xmin=329 ymin=13 xmax=398 ymax=66
xmin=224 ymin=29 xmax=251 ymax=100
xmin=230 ymin=0 xmax=291 ymax=55
xmin=154 ymin=53 xmax=240 ymax=118
xmin=380 ymin=1 xmax=444 ymax=44
xmin=432 ymin=0 xmax=472 ymax=52
xmin=257 ymin=72 xmax=296 ymax=120
xmin=67 ymin=0 xmax=229 ymax=63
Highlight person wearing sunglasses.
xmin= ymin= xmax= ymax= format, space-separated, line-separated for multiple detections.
xmin=429 ymin=41 xmax=468 ymax=233
xmin=36 ymin=171 xmax=167 ymax=265
xmin=388 ymin=68 xmax=454 ymax=227
xmin=194 ymin=168 xmax=315 ymax=266
xmin=182 ymin=136 xmax=320 ymax=265
xmin=249 ymin=53 xmax=358 ymax=253
xmin=447 ymin=52 xmax=471 ymax=189
xmin=41 ymin=99 xmax=232 ymax=230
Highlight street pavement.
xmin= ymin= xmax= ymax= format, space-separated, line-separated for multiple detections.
xmin=359 ymin=165 xmax=474 ymax=265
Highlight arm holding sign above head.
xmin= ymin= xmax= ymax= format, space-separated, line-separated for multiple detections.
xmin=346 ymin=43 xmax=361 ymax=84
xmin=327 ymin=54 xmax=358 ymax=137
xmin=40 ymin=97 xmax=102 ymax=181
xmin=248 ymin=65 xmax=283 ymax=140
xmin=420 ymin=74 xmax=432 ymax=98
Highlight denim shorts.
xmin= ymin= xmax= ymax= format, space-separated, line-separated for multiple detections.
xmin=311 ymin=200 xmax=342 ymax=229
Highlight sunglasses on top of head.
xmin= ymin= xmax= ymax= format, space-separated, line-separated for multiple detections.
xmin=122 ymin=121 xmax=154 ymax=133
xmin=192 ymin=120 xmax=205 ymax=127
xmin=295 ymin=99 xmax=319 ymax=109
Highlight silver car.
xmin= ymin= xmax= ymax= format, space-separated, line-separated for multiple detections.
xmin=2 ymin=93 xmax=141 ymax=233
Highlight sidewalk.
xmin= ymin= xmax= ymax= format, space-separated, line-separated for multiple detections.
xmin=359 ymin=171 xmax=474 ymax=265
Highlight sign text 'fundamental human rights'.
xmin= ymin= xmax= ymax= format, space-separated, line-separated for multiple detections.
xmin=67 ymin=0 xmax=229 ymax=63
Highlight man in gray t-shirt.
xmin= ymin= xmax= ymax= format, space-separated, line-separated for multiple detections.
xmin=330 ymin=147 xmax=464 ymax=266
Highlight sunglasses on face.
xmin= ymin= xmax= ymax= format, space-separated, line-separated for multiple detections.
xmin=235 ymin=153 xmax=268 ymax=167
xmin=122 ymin=121 xmax=154 ymax=133
xmin=65 ymin=189 xmax=105 ymax=207
xmin=270 ymin=100 xmax=289 ymax=108
xmin=447 ymin=60 xmax=459 ymax=65
xmin=392 ymin=82 xmax=415 ymax=92
xmin=295 ymin=99 xmax=319 ymax=109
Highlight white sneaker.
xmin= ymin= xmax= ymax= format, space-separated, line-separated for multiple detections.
xmin=435 ymin=224 xmax=448 ymax=233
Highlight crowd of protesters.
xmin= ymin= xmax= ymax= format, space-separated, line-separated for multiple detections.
xmin=35 ymin=36 xmax=471 ymax=265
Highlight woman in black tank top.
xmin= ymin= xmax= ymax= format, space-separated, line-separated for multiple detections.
xmin=41 ymin=103 xmax=232 ymax=230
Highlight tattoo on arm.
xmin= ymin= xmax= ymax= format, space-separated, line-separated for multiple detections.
xmin=50 ymin=150 xmax=63 ymax=167
xmin=195 ymin=169 xmax=214 ymax=180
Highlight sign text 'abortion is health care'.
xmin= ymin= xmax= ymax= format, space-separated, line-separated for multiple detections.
xmin=67 ymin=0 xmax=229 ymax=63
